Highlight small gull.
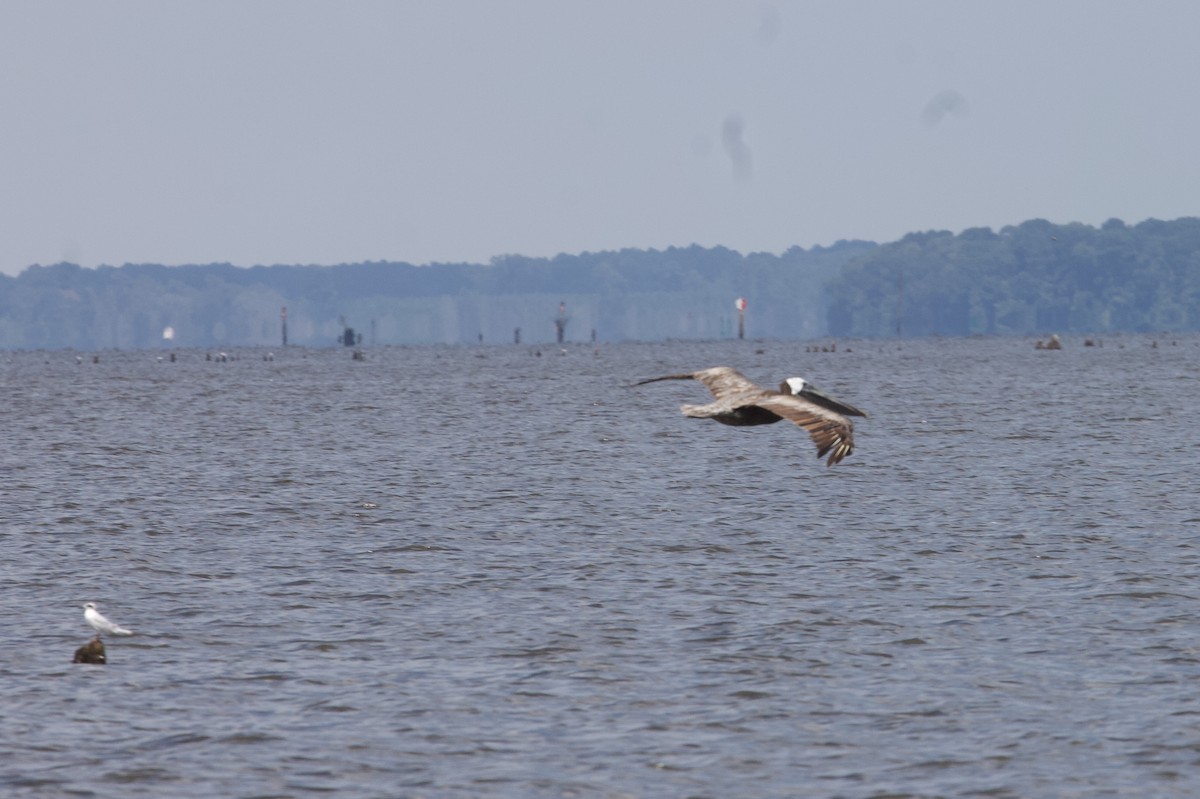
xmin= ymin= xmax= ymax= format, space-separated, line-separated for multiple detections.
xmin=83 ymin=602 xmax=133 ymax=637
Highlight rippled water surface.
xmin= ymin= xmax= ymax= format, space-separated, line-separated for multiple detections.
xmin=3 ymin=335 xmax=1200 ymax=798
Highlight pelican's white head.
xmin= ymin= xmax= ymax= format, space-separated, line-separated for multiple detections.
xmin=783 ymin=377 xmax=807 ymax=395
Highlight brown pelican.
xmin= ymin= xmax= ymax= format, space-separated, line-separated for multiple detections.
xmin=634 ymin=366 xmax=867 ymax=466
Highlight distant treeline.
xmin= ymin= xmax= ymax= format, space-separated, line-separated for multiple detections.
xmin=1 ymin=216 xmax=1198 ymax=349
xmin=825 ymin=217 xmax=1200 ymax=337
xmin=0 ymin=243 xmax=870 ymax=349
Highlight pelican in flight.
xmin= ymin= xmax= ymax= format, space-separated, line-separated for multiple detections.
xmin=634 ymin=366 xmax=867 ymax=466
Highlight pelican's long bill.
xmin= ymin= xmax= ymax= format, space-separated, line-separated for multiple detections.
xmin=795 ymin=383 xmax=868 ymax=419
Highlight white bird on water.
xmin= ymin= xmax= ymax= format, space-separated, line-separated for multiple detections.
xmin=83 ymin=602 xmax=133 ymax=637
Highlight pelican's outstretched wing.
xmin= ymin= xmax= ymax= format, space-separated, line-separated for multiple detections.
xmin=634 ymin=366 xmax=761 ymax=401
xmin=755 ymin=393 xmax=856 ymax=466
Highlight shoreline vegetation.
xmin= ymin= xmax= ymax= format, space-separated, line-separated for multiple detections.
xmin=3 ymin=217 xmax=1197 ymax=349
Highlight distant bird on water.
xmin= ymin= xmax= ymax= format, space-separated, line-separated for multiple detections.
xmin=634 ymin=366 xmax=868 ymax=466
xmin=83 ymin=602 xmax=133 ymax=638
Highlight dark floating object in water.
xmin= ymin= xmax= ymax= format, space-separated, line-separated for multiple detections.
xmin=634 ymin=366 xmax=867 ymax=466
xmin=73 ymin=637 xmax=106 ymax=665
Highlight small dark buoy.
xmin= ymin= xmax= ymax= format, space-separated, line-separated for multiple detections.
xmin=73 ymin=637 xmax=106 ymax=665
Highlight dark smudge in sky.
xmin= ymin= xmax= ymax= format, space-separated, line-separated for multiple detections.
xmin=921 ymin=89 xmax=969 ymax=126
xmin=722 ymin=114 xmax=753 ymax=182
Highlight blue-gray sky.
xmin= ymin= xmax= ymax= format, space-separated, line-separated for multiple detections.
xmin=2 ymin=1 xmax=1198 ymax=275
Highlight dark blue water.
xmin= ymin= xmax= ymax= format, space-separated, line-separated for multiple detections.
xmin=3 ymin=335 xmax=1200 ymax=798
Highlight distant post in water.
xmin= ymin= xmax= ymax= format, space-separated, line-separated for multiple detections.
xmin=554 ymin=301 xmax=569 ymax=344
xmin=281 ymin=306 xmax=288 ymax=347
xmin=735 ymin=297 xmax=747 ymax=339
xmin=338 ymin=316 xmax=357 ymax=347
